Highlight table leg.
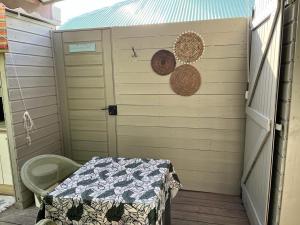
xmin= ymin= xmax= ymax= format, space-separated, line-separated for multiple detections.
xmin=164 ymin=196 xmax=171 ymax=225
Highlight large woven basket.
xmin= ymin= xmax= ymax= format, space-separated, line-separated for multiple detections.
xmin=174 ymin=31 xmax=204 ymax=64
xmin=170 ymin=64 xmax=201 ymax=96
xmin=151 ymin=49 xmax=176 ymax=75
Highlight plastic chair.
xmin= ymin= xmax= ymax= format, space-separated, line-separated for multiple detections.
xmin=21 ymin=154 xmax=81 ymax=205
xmin=36 ymin=219 xmax=57 ymax=225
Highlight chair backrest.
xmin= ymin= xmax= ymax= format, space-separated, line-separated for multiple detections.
xmin=21 ymin=154 xmax=81 ymax=196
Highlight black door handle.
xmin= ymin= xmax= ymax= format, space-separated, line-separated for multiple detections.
xmin=101 ymin=105 xmax=117 ymax=115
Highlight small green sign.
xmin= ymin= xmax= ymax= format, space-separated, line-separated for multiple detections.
xmin=69 ymin=42 xmax=96 ymax=53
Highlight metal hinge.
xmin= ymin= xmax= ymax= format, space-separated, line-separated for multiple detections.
xmin=285 ymin=0 xmax=296 ymax=7
xmin=275 ymin=123 xmax=283 ymax=131
xmin=245 ymin=91 xmax=249 ymax=100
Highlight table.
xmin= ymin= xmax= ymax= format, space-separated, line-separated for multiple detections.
xmin=37 ymin=157 xmax=181 ymax=225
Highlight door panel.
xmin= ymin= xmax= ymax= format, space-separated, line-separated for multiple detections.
xmin=0 ymin=133 xmax=13 ymax=185
xmin=0 ymin=155 xmax=3 ymax=184
xmin=242 ymin=1 xmax=283 ymax=225
xmin=53 ymin=29 xmax=117 ymax=162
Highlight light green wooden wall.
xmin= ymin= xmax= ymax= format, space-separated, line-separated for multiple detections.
xmin=112 ymin=18 xmax=248 ymax=195
xmin=272 ymin=1 xmax=300 ymax=225
xmin=269 ymin=1 xmax=298 ymax=224
xmin=54 ymin=18 xmax=247 ymax=195
xmin=53 ymin=29 xmax=117 ymax=163
xmin=1 ymin=12 xmax=63 ymax=208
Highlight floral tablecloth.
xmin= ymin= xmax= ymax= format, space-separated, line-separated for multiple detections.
xmin=37 ymin=157 xmax=181 ymax=225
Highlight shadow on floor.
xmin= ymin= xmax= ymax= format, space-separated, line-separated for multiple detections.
xmin=0 ymin=191 xmax=250 ymax=225
xmin=0 ymin=205 xmax=38 ymax=225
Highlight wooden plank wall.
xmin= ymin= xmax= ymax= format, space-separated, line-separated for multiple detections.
xmin=269 ymin=2 xmax=298 ymax=224
xmin=278 ymin=1 xmax=300 ymax=224
xmin=53 ymin=29 xmax=115 ymax=163
xmin=3 ymin=12 xmax=63 ymax=208
xmin=269 ymin=1 xmax=300 ymax=225
xmin=112 ymin=19 xmax=248 ymax=195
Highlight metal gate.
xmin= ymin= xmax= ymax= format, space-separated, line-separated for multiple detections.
xmin=242 ymin=0 xmax=283 ymax=225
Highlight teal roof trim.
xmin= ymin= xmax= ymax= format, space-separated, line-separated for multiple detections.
xmin=60 ymin=0 xmax=254 ymax=30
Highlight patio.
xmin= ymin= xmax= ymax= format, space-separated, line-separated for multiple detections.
xmin=0 ymin=190 xmax=249 ymax=225
xmin=0 ymin=0 xmax=299 ymax=225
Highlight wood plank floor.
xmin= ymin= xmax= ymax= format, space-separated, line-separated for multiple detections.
xmin=172 ymin=191 xmax=249 ymax=225
xmin=0 ymin=191 xmax=249 ymax=225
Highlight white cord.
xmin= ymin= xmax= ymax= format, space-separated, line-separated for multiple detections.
xmin=1 ymin=32 xmax=35 ymax=146
xmin=8 ymin=53 xmax=35 ymax=146
xmin=23 ymin=111 xmax=34 ymax=146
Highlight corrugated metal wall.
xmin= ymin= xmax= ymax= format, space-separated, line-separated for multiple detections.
xmin=60 ymin=0 xmax=253 ymax=30
xmin=3 ymin=12 xmax=63 ymax=208
xmin=112 ymin=19 xmax=248 ymax=195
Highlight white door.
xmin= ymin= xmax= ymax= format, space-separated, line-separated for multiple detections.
xmin=0 ymin=133 xmax=13 ymax=185
xmin=0 ymin=155 xmax=4 ymax=184
xmin=242 ymin=1 xmax=283 ymax=225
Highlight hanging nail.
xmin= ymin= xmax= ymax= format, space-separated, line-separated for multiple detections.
xmin=131 ymin=47 xmax=138 ymax=58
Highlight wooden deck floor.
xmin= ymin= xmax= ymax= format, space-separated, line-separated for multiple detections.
xmin=0 ymin=191 xmax=249 ymax=225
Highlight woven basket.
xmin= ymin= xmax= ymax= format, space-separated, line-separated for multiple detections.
xmin=151 ymin=50 xmax=176 ymax=75
xmin=170 ymin=64 xmax=201 ymax=96
xmin=174 ymin=31 xmax=204 ymax=64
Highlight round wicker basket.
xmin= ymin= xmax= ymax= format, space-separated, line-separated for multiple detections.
xmin=174 ymin=31 xmax=204 ymax=64
xmin=170 ymin=64 xmax=201 ymax=96
xmin=151 ymin=50 xmax=176 ymax=75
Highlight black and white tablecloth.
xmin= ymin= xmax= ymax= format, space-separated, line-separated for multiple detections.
xmin=37 ymin=157 xmax=181 ymax=225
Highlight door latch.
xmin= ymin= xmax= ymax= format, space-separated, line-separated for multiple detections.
xmin=275 ymin=123 xmax=282 ymax=131
xmin=101 ymin=105 xmax=118 ymax=115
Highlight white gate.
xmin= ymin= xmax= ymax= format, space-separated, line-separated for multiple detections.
xmin=242 ymin=0 xmax=283 ymax=225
